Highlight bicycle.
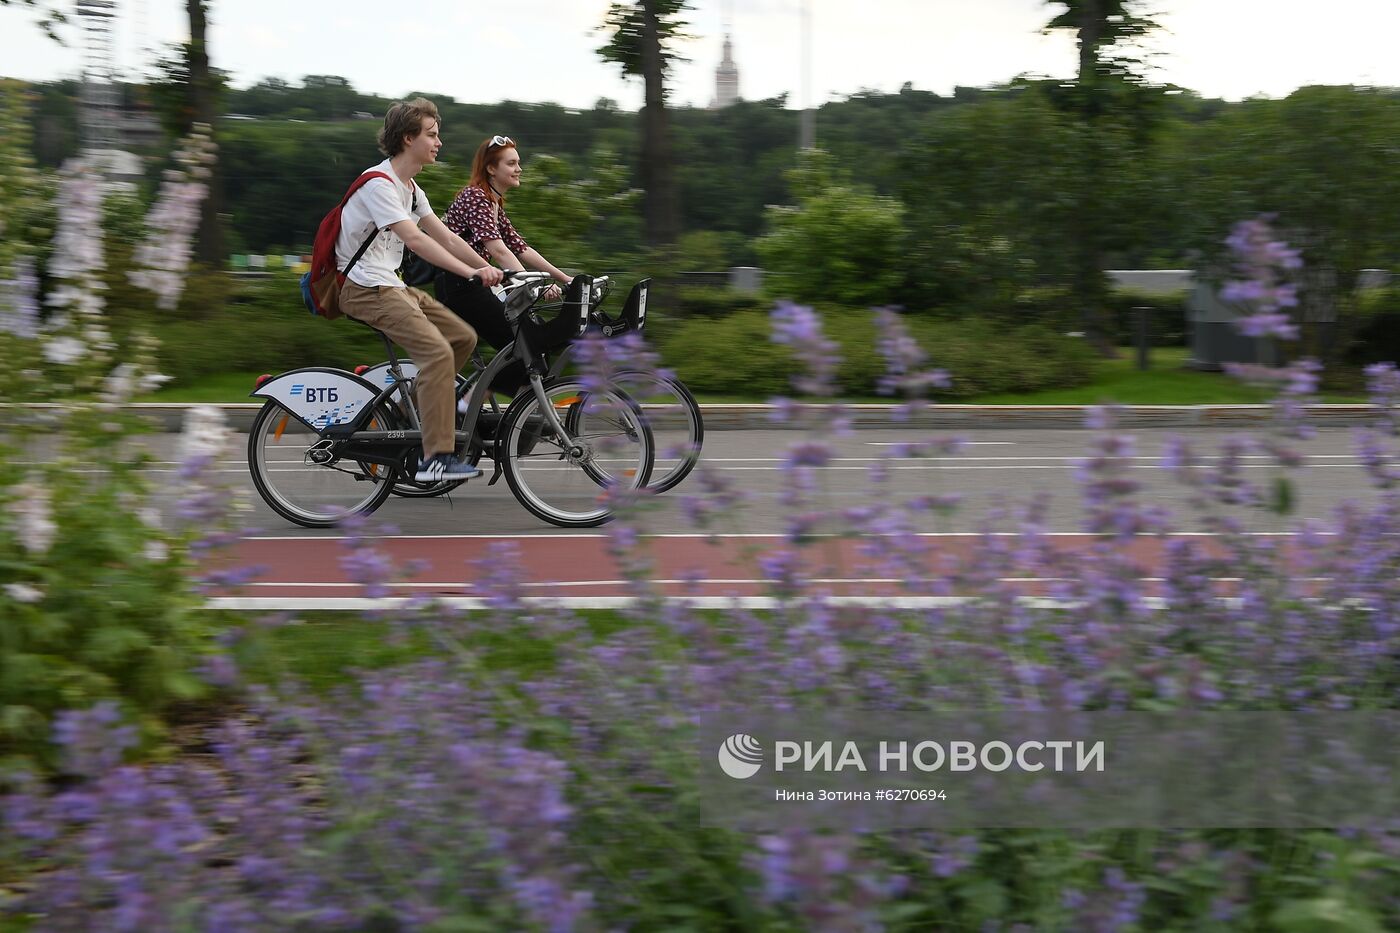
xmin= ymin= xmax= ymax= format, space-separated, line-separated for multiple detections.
xmin=247 ymin=270 xmax=654 ymax=529
xmin=553 ymin=275 xmax=703 ymax=495
xmin=374 ymin=274 xmax=703 ymax=500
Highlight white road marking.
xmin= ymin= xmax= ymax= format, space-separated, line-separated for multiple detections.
xmin=235 ymin=575 xmax=1322 ymax=590
xmin=206 ymin=595 xmax=1269 ymax=611
xmin=241 ymin=530 xmax=1330 ymax=541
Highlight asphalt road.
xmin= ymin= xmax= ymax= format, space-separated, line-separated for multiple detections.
xmin=140 ymin=424 xmax=1388 ymax=537
xmin=34 ymin=422 xmax=1372 ymax=605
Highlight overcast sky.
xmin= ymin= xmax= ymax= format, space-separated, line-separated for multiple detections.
xmin=1 ymin=0 xmax=1396 ymax=110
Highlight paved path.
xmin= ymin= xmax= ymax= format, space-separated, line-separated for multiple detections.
xmin=213 ymin=530 xmax=1301 ymax=609
xmin=181 ymin=422 xmax=1385 ymax=609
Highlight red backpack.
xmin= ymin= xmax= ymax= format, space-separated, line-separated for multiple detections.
xmin=299 ymin=171 xmax=404 ymax=319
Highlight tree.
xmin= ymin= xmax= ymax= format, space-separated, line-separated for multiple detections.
xmin=1161 ymin=87 xmax=1400 ymax=368
xmin=597 ymin=0 xmax=689 ymax=249
xmin=0 ymin=0 xmax=65 ymax=41
xmin=1043 ymin=0 xmax=1162 ymax=353
xmin=149 ymin=3 xmax=226 ymax=265
xmin=184 ymin=1 xmax=224 ymax=265
xmin=1044 ymin=1 xmax=1158 ymax=102
xmin=758 ymin=151 xmax=909 ymax=307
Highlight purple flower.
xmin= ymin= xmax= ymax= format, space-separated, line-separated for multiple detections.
xmin=128 ymin=127 xmax=217 ymax=310
xmin=1236 ymin=312 xmax=1299 ymax=341
xmin=771 ymin=302 xmax=840 ymax=397
xmin=931 ymin=834 xmax=979 ymax=877
xmin=785 ymin=440 xmax=833 ymax=468
xmin=53 ymin=703 xmax=138 ymax=778
xmin=1366 ymin=361 xmax=1400 ymax=434
xmin=1221 ymin=216 xmax=1302 ymax=344
xmin=874 ymin=306 xmax=950 ymax=399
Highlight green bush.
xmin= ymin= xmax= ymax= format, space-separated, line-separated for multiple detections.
xmin=672 ymin=230 xmax=752 ymax=270
xmin=150 ymin=272 xmax=391 ymax=386
xmin=756 ymin=153 xmax=909 ymax=308
xmin=669 ymin=285 xmax=765 ymax=318
xmin=658 ymin=307 xmax=1097 ymax=399
xmin=0 ymin=410 xmax=223 ymax=772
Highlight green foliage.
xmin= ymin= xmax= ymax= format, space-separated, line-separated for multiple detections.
xmin=95 ymin=188 xmax=157 ymax=326
xmin=597 ymin=0 xmax=693 ymax=81
xmin=1160 ymin=86 xmax=1400 ymax=362
xmin=147 ymin=40 xmax=230 ymax=139
xmin=0 ymin=411 xmax=220 ymax=773
xmin=17 ymin=74 xmax=1400 ymax=365
xmin=672 ymin=230 xmax=750 ymax=270
xmin=218 ymin=120 xmax=382 ymax=255
xmin=505 ymin=147 xmax=643 ymax=269
xmin=658 ymin=307 xmax=1096 ymax=398
xmin=150 ymin=272 xmax=392 ymax=385
xmin=757 ymin=153 xmax=909 ymax=308
xmin=0 ymin=80 xmax=53 ymax=276
xmin=1043 ymin=0 xmax=1161 ymax=84
xmin=896 ymin=83 xmax=1172 ymax=325
xmin=670 ymin=285 xmax=765 ymax=318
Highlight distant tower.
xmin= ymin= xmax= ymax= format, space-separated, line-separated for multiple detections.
xmin=76 ymin=0 xmax=121 ymax=151
xmin=711 ymin=34 xmax=740 ymax=109
xmin=711 ymin=0 xmax=739 ymax=110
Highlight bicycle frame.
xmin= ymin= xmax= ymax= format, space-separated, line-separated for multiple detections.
xmin=317 ymin=271 xmax=589 ymax=477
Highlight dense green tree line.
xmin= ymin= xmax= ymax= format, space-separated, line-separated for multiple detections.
xmin=11 ymin=73 xmax=1245 ymax=257
xmin=16 ymin=71 xmax=1400 ymax=367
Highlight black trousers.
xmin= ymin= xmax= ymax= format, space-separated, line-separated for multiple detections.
xmin=434 ymin=272 xmax=530 ymax=394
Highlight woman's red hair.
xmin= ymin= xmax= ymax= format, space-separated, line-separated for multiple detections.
xmin=467 ymin=136 xmax=517 ymax=205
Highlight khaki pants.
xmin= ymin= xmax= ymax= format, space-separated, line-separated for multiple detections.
xmin=340 ymin=282 xmax=478 ymax=457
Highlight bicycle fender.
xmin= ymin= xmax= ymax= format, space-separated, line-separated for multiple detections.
xmin=250 ymin=368 xmax=380 ymax=430
xmin=359 ymin=362 xmax=471 ymax=394
xmin=359 ymin=361 xmax=419 ymax=388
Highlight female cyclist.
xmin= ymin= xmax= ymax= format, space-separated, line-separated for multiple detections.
xmin=436 ymin=135 xmax=571 ymax=392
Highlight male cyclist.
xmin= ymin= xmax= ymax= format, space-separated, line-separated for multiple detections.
xmin=336 ymin=98 xmax=503 ymax=482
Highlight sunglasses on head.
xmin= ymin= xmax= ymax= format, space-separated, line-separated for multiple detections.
xmin=489 ymin=135 xmax=514 ymax=148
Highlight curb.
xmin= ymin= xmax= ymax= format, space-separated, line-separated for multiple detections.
xmin=10 ymin=402 xmax=1381 ymax=432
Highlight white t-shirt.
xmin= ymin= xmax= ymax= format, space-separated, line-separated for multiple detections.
xmin=334 ymin=160 xmax=433 ymax=288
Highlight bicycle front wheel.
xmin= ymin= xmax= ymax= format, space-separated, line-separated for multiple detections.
xmin=247 ymin=401 xmax=396 ymax=528
xmin=608 ymin=370 xmax=703 ymax=494
xmin=499 ymin=379 xmax=653 ymax=528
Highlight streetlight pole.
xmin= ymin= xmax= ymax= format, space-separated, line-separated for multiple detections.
xmin=799 ymin=0 xmax=815 ymax=149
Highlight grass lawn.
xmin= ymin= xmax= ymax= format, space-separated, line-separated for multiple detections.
xmin=228 ymin=610 xmax=637 ymax=693
xmin=968 ymin=348 xmax=1363 ymax=405
xmin=145 ymin=370 xmax=272 ymax=403
xmin=140 ymin=348 xmax=1366 ymax=405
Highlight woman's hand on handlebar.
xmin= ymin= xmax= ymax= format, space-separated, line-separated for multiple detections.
xmin=472 ymin=265 xmax=505 ymax=287
xmin=541 ymin=283 xmax=562 ymax=302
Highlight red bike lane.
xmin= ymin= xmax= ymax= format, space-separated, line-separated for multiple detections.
xmin=208 ymin=532 xmax=1312 ymax=604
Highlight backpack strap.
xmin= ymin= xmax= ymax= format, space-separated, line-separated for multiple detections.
xmin=343 ymin=226 xmax=379 ymax=278
xmin=339 ymin=171 xmax=394 ymax=279
xmin=345 ymin=180 xmax=420 ymax=278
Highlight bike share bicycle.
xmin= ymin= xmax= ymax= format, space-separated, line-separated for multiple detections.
xmin=246 ymin=270 xmax=654 ymax=528
xmin=374 ymin=274 xmax=703 ymax=501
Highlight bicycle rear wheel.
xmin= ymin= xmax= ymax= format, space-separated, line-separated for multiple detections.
xmin=499 ymin=379 xmax=653 ymax=528
xmin=606 ymin=370 xmax=702 ymax=494
xmin=247 ymin=400 xmax=396 ymax=528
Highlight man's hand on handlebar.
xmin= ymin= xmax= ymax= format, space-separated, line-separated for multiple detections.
xmin=472 ymin=265 xmax=505 ymax=287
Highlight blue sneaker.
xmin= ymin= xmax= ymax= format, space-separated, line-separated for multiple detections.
xmin=415 ymin=453 xmax=482 ymax=482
